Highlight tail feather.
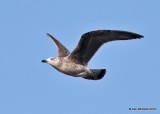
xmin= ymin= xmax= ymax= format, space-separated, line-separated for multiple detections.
xmin=83 ymin=69 xmax=106 ymax=80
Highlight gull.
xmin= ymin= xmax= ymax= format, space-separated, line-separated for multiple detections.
xmin=42 ymin=30 xmax=143 ymax=80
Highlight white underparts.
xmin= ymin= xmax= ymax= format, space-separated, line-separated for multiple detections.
xmin=77 ymin=72 xmax=87 ymax=77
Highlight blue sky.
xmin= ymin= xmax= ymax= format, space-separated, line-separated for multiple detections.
xmin=0 ymin=0 xmax=159 ymax=114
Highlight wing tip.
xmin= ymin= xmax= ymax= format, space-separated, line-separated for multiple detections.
xmin=123 ymin=32 xmax=144 ymax=40
xmin=46 ymin=33 xmax=56 ymax=40
xmin=137 ymin=34 xmax=144 ymax=39
xmin=46 ymin=33 xmax=52 ymax=37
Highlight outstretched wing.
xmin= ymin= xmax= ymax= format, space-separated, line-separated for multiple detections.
xmin=47 ymin=33 xmax=70 ymax=57
xmin=68 ymin=30 xmax=143 ymax=65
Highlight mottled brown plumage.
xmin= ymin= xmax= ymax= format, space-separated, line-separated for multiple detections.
xmin=42 ymin=30 xmax=143 ymax=80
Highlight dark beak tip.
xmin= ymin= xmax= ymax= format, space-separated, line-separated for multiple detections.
xmin=41 ymin=60 xmax=47 ymax=63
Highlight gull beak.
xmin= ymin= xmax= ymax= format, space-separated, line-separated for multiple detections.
xmin=41 ymin=59 xmax=47 ymax=63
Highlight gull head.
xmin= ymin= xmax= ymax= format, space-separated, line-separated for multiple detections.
xmin=41 ymin=57 xmax=60 ymax=66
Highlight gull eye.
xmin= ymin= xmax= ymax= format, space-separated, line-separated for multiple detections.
xmin=51 ymin=58 xmax=54 ymax=60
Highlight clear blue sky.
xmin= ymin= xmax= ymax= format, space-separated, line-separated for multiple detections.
xmin=0 ymin=0 xmax=159 ymax=114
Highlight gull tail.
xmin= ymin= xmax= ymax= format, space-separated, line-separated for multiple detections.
xmin=83 ymin=69 xmax=106 ymax=80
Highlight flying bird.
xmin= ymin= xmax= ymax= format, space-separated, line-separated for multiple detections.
xmin=42 ymin=30 xmax=143 ymax=80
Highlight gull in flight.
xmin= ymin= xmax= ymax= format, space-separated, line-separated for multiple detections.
xmin=42 ymin=30 xmax=143 ymax=80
